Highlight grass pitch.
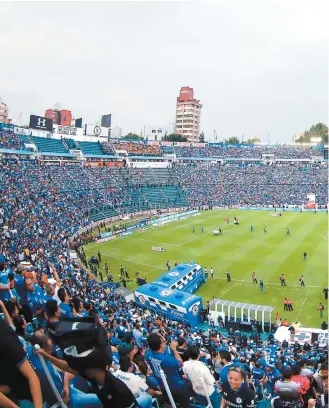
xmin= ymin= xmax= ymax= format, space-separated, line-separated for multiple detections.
xmin=85 ymin=210 xmax=328 ymax=327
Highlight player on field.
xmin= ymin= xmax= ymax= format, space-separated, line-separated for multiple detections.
xmin=204 ymin=267 xmax=208 ymax=279
xmin=280 ymin=273 xmax=287 ymax=286
xmin=299 ymin=275 xmax=305 ymax=286
xmin=226 ymin=270 xmax=231 ymax=282
xmin=303 ymin=252 xmax=307 ymax=261
xmin=286 ymin=228 xmax=291 ymax=236
xmin=218 ymin=228 xmax=222 ymax=235
xmin=192 ymin=225 xmax=195 ymax=233
xmin=210 ymin=267 xmax=214 ymax=279
xmin=252 ymin=272 xmax=258 ymax=283
xmin=250 ymin=225 xmax=254 ymax=232
xmin=201 ymin=226 xmax=204 ymax=234
xmin=264 ymin=226 xmax=267 ymax=234
xmin=259 ymin=280 xmax=264 ymax=292
xmin=166 ymin=261 xmax=170 ymax=271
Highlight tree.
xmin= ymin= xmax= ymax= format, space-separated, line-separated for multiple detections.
xmin=246 ymin=137 xmax=261 ymax=144
xmin=122 ymin=133 xmax=143 ymax=141
xmin=199 ymin=131 xmax=205 ymax=143
xmin=224 ymin=137 xmax=240 ymax=144
xmin=296 ymin=123 xmax=328 ymax=144
xmin=163 ymin=133 xmax=188 ymax=142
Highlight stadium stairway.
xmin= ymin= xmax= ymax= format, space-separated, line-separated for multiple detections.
xmin=65 ymin=138 xmax=80 ymax=150
xmin=32 ymin=136 xmax=68 ymax=154
xmin=18 ymin=134 xmax=33 ymax=146
xmin=78 ymin=141 xmax=104 ymax=156
xmin=151 ymin=168 xmax=172 ymax=184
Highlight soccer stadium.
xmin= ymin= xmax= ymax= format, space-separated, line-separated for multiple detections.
xmin=0 ymin=122 xmax=328 ymax=408
xmin=1 ymin=2 xmax=328 ymax=408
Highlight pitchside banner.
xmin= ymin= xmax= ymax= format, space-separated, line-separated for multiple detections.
xmin=29 ymin=115 xmax=53 ymax=131
xmin=305 ymin=193 xmax=316 ymax=209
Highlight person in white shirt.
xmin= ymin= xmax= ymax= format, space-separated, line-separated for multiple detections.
xmin=211 ymin=267 xmax=214 ymax=278
xmin=183 ymin=346 xmax=220 ymax=408
xmin=114 ymin=356 xmax=161 ymax=408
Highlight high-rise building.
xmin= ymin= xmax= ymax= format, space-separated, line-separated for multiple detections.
xmin=45 ymin=109 xmax=72 ymax=126
xmin=175 ymin=87 xmax=202 ymax=142
xmin=0 ymin=99 xmax=9 ymax=123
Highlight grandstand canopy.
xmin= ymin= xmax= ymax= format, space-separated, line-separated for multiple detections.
xmin=209 ymin=299 xmax=274 ymax=331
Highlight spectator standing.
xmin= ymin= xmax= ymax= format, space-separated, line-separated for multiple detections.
xmin=145 ymin=333 xmax=190 ymax=408
xmin=0 ymin=319 xmax=43 ymax=407
xmin=310 ymin=363 xmax=328 ymax=405
xmin=183 ymin=346 xmax=220 ymax=408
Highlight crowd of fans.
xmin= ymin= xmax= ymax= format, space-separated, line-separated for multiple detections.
xmin=0 ymin=129 xmax=25 ymax=151
xmin=173 ymin=162 xmax=328 ymax=207
xmin=0 ymin=145 xmax=328 ymax=407
xmin=110 ymin=142 xmax=163 ymax=157
xmin=174 ymin=145 xmax=321 ymax=160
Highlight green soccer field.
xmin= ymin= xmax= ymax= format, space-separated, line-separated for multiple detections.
xmin=85 ymin=210 xmax=328 ymax=327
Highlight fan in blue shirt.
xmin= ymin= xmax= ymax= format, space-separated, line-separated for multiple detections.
xmin=25 ymin=278 xmax=46 ymax=316
xmin=145 ymin=333 xmax=185 ymax=392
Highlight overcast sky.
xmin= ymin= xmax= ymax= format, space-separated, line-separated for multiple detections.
xmin=0 ymin=1 xmax=327 ymax=142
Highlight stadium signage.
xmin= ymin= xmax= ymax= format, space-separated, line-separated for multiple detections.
xmin=120 ymin=231 xmax=132 ymax=237
xmin=97 ymin=235 xmax=116 ymax=243
xmin=100 ymin=231 xmax=113 ymax=238
xmin=53 ymin=125 xmax=83 ymax=136
xmin=0 ymin=123 xmax=14 ymax=131
xmin=85 ymin=124 xmax=110 ymax=138
xmin=29 ymin=115 xmax=53 ymax=131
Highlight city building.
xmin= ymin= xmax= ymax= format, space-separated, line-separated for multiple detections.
xmin=175 ymin=86 xmax=202 ymax=142
xmin=110 ymin=127 xmax=122 ymax=139
xmin=45 ymin=108 xmax=72 ymax=126
xmin=145 ymin=126 xmax=167 ymax=141
xmin=0 ymin=99 xmax=9 ymax=123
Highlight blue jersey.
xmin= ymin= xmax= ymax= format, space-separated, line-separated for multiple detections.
xmin=252 ymin=367 xmax=265 ymax=383
xmin=145 ymin=349 xmax=185 ymax=391
xmin=27 ymin=285 xmax=46 ymax=314
xmin=14 ymin=275 xmax=27 ymax=304
xmin=27 ymin=344 xmax=64 ymax=404
xmin=0 ymin=268 xmax=11 ymax=301
xmin=59 ymin=303 xmax=74 ymax=319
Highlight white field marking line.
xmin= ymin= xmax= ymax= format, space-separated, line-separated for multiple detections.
xmin=220 ymin=283 xmax=237 ymax=297
xmin=321 ymin=230 xmax=328 ymax=240
xmin=99 ymin=252 xmax=164 ymax=270
xmin=179 ymin=217 xmax=248 ymax=246
xmin=128 ymin=237 xmax=180 ymax=247
xmin=296 ymin=290 xmax=309 ymax=321
xmin=87 ymin=214 xmax=201 ymax=251
xmin=212 ymin=276 xmax=321 ymax=288
xmin=88 ymin=214 xmax=248 ymax=251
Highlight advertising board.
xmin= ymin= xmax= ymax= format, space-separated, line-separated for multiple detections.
xmin=53 ymin=124 xmax=83 ymax=137
xmin=85 ymin=124 xmax=110 ymax=138
xmin=29 ymin=115 xmax=53 ymax=131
